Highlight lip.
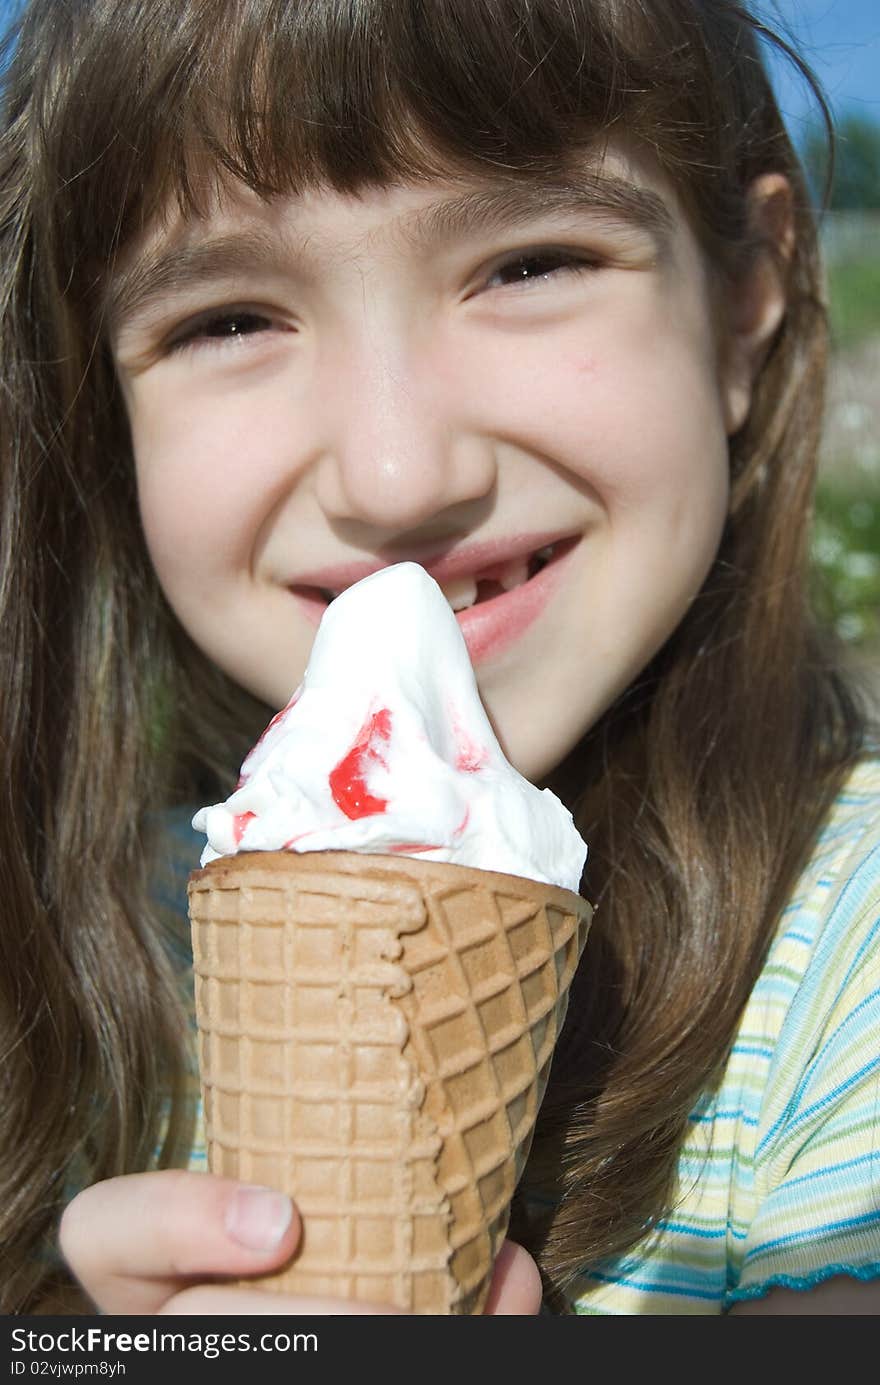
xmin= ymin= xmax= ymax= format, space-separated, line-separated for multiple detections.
xmin=288 ymin=530 xmax=580 ymax=663
xmin=455 ymin=536 xmax=577 ymax=663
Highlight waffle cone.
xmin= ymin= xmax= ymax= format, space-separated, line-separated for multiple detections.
xmin=188 ymin=849 xmax=592 ymax=1314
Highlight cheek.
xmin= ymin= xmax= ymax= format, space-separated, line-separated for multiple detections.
xmin=485 ymin=325 xmax=730 ymax=692
xmin=487 ymin=336 xmax=730 ymax=522
xmin=127 ymin=380 xmax=271 ymax=587
xmin=577 ymin=345 xmax=732 ymax=599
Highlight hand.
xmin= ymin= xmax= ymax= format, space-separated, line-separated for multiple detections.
xmin=60 ymin=1170 xmax=542 ymax=1315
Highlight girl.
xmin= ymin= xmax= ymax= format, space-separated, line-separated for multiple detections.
xmin=1 ymin=0 xmax=878 ymax=1316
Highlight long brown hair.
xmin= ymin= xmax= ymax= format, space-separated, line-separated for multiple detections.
xmin=0 ymin=0 xmax=869 ymax=1312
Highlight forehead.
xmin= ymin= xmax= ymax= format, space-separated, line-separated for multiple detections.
xmin=108 ymin=139 xmax=687 ymax=321
xmin=125 ymin=138 xmax=681 ymax=257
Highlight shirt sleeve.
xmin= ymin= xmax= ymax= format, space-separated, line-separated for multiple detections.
xmin=728 ymin=844 xmax=880 ymax=1303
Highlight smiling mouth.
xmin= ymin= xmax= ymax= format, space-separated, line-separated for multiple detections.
xmin=295 ymin=541 xmax=568 ymax=614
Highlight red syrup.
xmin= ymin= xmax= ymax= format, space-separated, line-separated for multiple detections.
xmin=235 ymin=688 xmax=302 ymax=790
xmin=329 ymin=707 xmax=392 ymax=819
xmin=232 ymin=810 xmax=256 ymax=844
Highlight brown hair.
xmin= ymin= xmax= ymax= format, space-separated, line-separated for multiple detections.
xmin=0 ymin=0 xmax=868 ymax=1311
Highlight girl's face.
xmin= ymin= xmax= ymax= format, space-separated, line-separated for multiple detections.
xmin=112 ymin=141 xmax=750 ymax=781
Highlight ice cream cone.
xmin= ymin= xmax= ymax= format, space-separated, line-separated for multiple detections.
xmin=188 ymin=849 xmax=592 ymax=1314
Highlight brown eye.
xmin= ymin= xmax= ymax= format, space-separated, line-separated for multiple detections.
xmin=199 ymin=312 xmax=270 ymax=339
xmin=178 ymin=311 xmax=272 ymax=345
xmin=487 ymin=250 xmax=594 ymax=289
xmin=167 ymin=308 xmax=280 ymax=353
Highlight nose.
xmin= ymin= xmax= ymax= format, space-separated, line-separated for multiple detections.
xmin=310 ymin=324 xmax=497 ymax=532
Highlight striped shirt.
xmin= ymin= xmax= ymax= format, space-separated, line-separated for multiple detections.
xmin=565 ymin=755 xmax=880 ymax=1313
xmin=165 ymin=757 xmax=880 ymax=1313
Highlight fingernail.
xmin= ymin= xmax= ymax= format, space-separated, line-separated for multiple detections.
xmin=225 ymin=1185 xmax=293 ymax=1251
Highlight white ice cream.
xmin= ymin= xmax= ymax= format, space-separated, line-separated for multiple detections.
xmin=193 ymin=562 xmax=587 ymax=891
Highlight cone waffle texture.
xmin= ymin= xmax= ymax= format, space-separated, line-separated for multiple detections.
xmin=188 ymin=850 xmax=592 ymax=1314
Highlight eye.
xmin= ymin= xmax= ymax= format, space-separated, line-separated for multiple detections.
xmin=168 ymin=308 xmax=279 ymax=352
xmin=484 ymin=248 xmax=598 ymax=291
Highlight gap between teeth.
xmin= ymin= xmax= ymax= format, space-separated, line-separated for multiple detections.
xmin=322 ymin=545 xmax=555 ymax=609
xmin=443 ymin=550 xmax=552 ymax=612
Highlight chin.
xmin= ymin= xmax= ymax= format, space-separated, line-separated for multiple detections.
xmin=487 ymin=712 xmax=585 ymax=788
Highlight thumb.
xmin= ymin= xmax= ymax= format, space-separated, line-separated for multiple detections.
xmin=60 ymin=1170 xmax=300 ymax=1314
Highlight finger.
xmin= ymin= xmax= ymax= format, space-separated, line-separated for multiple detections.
xmin=161 ymin=1285 xmax=407 ymax=1315
xmin=482 ymin=1239 xmax=543 ymax=1315
xmin=59 ymin=1170 xmax=300 ymax=1315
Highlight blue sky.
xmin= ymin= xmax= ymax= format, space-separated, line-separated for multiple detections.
xmin=0 ymin=0 xmax=876 ymax=135
xmin=764 ymin=1 xmax=880 ymax=135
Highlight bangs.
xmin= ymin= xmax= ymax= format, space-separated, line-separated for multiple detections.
xmin=11 ymin=0 xmax=806 ymax=299
xmin=136 ymin=0 xmax=646 ymax=192
xmin=20 ymin=2 xmax=749 ymax=240
xmin=187 ymin=0 xmax=622 ymax=192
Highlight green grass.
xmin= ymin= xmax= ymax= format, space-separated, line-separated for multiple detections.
xmin=812 ymin=477 xmax=880 ymax=647
xmin=827 ymin=257 xmax=880 ymax=351
xmin=812 ymin=243 xmax=880 ymax=646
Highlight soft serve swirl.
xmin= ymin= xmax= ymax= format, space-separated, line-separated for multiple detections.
xmin=193 ymin=563 xmax=587 ymax=891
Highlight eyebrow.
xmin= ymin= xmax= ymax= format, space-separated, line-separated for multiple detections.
xmin=405 ymin=174 xmax=673 ymax=251
xmin=107 ymin=171 xmax=674 ymax=335
xmin=107 ymin=229 xmax=284 ymax=336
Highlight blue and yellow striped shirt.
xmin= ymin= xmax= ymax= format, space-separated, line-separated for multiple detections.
xmin=566 ymin=755 xmax=880 ymax=1312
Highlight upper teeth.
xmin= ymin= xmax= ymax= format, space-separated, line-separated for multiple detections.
xmin=440 ymin=551 xmax=549 ymax=611
xmin=442 ymin=575 xmax=479 ymax=611
xmin=322 ymin=545 xmax=555 ymax=610
xmin=499 ymin=558 xmax=530 ymax=591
